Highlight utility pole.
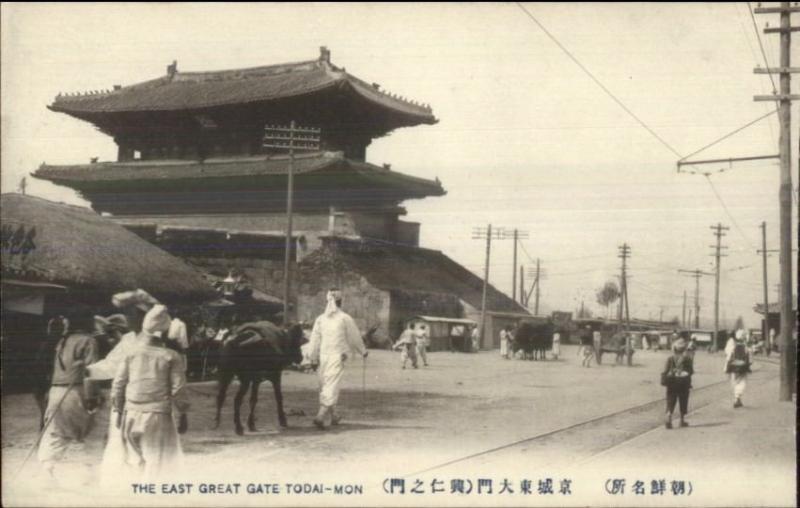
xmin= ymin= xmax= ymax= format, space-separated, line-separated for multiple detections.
xmin=710 ymin=223 xmax=729 ymax=352
xmin=263 ymin=122 xmax=321 ymax=324
xmin=534 ymin=259 xmax=541 ymax=315
xmin=679 ymin=269 xmax=714 ymax=329
xmin=617 ymin=243 xmax=631 ymax=331
xmin=525 ymin=261 xmax=544 ymax=315
xmin=18 ymin=177 xmax=26 ymax=195
xmin=473 ymin=225 xmax=503 ymax=348
xmin=501 ymin=229 xmax=528 ymax=304
xmin=682 ymin=290 xmax=687 ymax=328
xmin=754 ymin=1 xmax=797 ymax=401
xmin=519 ymin=265 xmax=525 ymax=306
xmin=759 ymin=221 xmax=771 ymax=355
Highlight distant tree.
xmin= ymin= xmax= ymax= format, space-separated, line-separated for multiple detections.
xmin=596 ymin=281 xmax=620 ymax=319
xmin=577 ymin=306 xmax=594 ymax=319
xmin=734 ymin=315 xmax=745 ymax=330
xmin=671 ymin=316 xmax=680 ymax=326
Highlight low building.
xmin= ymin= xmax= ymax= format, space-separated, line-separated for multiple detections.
xmin=1 ymin=193 xmax=215 ymax=392
xmin=295 ymin=236 xmax=527 ymax=348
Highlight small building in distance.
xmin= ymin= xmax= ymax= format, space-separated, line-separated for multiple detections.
xmin=33 ymin=47 xmax=529 ymax=337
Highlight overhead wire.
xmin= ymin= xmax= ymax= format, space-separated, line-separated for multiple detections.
xmin=513 ymin=2 xmax=759 ymax=252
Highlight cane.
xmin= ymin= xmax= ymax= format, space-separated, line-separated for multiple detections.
xmin=13 ymin=384 xmax=75 ymax=481
xmin=361 ymin=354 xmax=367 ymax=416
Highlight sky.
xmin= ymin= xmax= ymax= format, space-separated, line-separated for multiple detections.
xmin=2 ymin=2 xmax=797 ymax=329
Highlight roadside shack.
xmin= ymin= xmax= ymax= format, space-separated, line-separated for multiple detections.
xmin=1 ymin=193 xmax=216 ymax=392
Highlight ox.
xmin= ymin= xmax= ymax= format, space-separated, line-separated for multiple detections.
xmin=512 ymin=321 xmax=554 ymax=361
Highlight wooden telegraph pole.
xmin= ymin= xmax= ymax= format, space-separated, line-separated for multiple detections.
xmin=617 ymin=243 xmax=631 ymax=331
xmin=754 ymin=1 xmax=798 ymax=401
xmin=472 ymin=225 xmax=503 ymax=349
xmin=263 ymin=121 xmax=320 ymax=324
xmin=502 ymin=228 xmax=528 ymax=304
xmin=679 ymin=269 xmax=714 ymax=330
xmin=710 ymin=223 xmax=729 ymax=352
xmin=759 ymin=221 xmax=771 ymax=355
xmin=682 ymin=290 xmax=687 ymax=328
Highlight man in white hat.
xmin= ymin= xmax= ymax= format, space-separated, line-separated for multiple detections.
xmin=110 ymin=304 xmax=189 ymax=482
xmin=308 ymin=289 xmax=367 ymax=429
xmin=724 ymin=328 xmax=752 ymax=408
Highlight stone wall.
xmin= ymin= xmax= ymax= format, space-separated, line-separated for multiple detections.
xmin=296 ymin=270 xmax=392 ymax=347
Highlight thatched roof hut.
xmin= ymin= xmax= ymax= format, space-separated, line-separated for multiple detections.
xmin=1 ymin=193 xmax=216 ymax=304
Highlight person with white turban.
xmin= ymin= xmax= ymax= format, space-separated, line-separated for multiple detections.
xmin=88 ymin=289 xmax=158 ymax=488
xmin=725 ymin=329 xmax=752 ymax=408
xmin=109 ymin=305 xmax=189 ymax=483
xmin=308 ymin=289 xmax=367 ymax=429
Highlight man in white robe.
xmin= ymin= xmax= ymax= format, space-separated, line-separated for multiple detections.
xmin=111 ymin=305 xmax=189 ymax=483
xmin=725 ymin=329 xmax=752 ymax=408
xmin=87 ymin=289 xmax=157 ymax=488
xmin=308 ymin=289 xmax=367 ymax=429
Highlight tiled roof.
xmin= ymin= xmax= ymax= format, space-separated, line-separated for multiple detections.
xmin=32 ymin=152 xmax=445 ymax=197
xmin=298 ymin=237 xmax=529 ymax=315
xmin=49 ymin=49 xmax=435 ymax=123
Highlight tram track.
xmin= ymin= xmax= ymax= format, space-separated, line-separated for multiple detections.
xmin=405 ymin=370 xmax=778 ymax=477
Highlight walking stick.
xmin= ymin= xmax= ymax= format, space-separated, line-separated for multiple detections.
xmin=13 ymin=384 xmax=75 ymax=481
xmin=361 ymin=354 xmax=367 ymax=416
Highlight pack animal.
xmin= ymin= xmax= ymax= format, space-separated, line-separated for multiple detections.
xmin=213 ymin=321 xmax=305 ymax=435
xmin=512 ymin=321 xmax=554 ymax=361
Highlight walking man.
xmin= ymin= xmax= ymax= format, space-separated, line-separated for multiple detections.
xmin=111 ymin=305 xmax=189 ymax=482
xmin=415 ymin=323 xmax=430 ymax=367
xmin=393 ymin=324 xmax=418 ymax=369
xmin=38 ymin=305 xmax=99 ymax=479
xmin=725 ymin=329 xmax=752 ymax=408
xmin=309 ymin=289 xmax=368 ymax=429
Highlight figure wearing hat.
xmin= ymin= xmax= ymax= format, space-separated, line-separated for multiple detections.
xmin=308 ymin=289 xmax=367 ymax=429
xmin=110 ymin=304 xmax=189 ymax=482
xmin=661 ymin=337 xmax=694 ymax=429
xmin=725 ymin=329 xmax=752 ymax=408
xmin=86 ymin=289 xmax=159 ymax=487
xmin=37 ymin=304 xmax=99 ymax=478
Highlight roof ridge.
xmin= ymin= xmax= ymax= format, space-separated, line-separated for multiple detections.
xmin=54 ymin=58 xmax=326 ymax=103
xmin=0 ymin=192 xmax=95 ymax=215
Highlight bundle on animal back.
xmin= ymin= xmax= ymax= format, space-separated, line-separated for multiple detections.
xmin=214 ymin=321 xmax=305 ymax=434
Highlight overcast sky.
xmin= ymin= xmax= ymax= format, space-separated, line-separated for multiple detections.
xmin=2 ymin=3 xmax=797 ymax=328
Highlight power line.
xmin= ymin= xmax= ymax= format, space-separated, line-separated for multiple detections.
xmin=514 ymin=2 xmax=761 ymax=253
xmin=747 ymin=2 xmax=778 ymax=93
xmin=513 ymin=2 xmax=684 ymax=160
xmin=677 ymin=109 xmax=778 ymax=167
xmin=703 ymin=174 xmax=756 ymax=250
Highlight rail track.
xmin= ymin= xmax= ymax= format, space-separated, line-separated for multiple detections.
xmin=406 ymin=370 xmax=778 ymax=477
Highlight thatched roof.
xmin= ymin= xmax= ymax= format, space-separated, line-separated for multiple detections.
xmin=298 ymin=237 xmax=529 ymax=315
xmin=1 ymin=193 xmax=216 ymax=303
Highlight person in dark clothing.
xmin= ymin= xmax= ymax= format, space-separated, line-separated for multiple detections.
xmin=662 ymin=338 xmax=693 ymax=429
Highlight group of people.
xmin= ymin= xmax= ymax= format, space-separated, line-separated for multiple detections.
xmin=36 ymin=286 xmax=375 ymax=486
xmin=392 ymin=322 xmax=430 ymax=368
xmin=38 ymin=289 xmax=189 ymax=488
xmin=660 ymin=328 xmax=753 ymax=430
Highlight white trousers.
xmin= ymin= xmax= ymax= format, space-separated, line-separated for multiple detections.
xmin=38 ymin=386 xmax=94 ymax=465
xmin=730 ymin=373 xmax=747 ymax=399
xmin=318 ymin=355 xmax=345 ymax=407
xmin=120 ymin=410 xmax=183 ymax=483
